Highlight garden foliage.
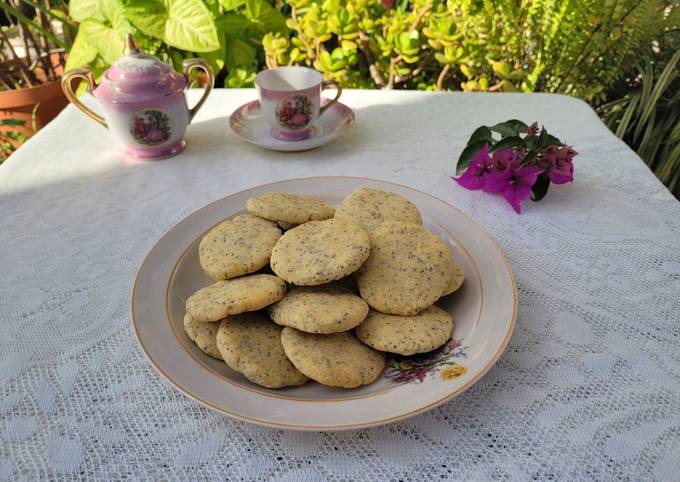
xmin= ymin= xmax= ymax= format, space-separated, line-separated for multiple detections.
xmin=66 ymin=0 xmax=677 ymax=101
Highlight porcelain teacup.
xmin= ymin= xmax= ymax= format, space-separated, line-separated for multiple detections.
xmin=255 ymin=67 xmax=342 ymax=141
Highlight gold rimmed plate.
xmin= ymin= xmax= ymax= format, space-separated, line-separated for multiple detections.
xmin=131 ymin=177 xmax=517 ymax=430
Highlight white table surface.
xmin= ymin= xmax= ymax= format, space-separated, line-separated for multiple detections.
xmin=1 ymin=89 xmax=679 ymax=481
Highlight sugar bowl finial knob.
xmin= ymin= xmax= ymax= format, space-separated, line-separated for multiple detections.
xmin=123 ymin=32 xmax=141 ymax=56
xmin=61 ymin=33 xmax=214 ymax=161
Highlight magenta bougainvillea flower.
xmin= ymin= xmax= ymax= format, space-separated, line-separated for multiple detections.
xmin=453 ymin=120 xmax=577 ymax=214
xmin=455 ymin=144 xmax=492 ymax=190
xmin=545 ymin=146 xmax=577 ymax=184
xmin=484 ymin=165 xmax=544 ymax=214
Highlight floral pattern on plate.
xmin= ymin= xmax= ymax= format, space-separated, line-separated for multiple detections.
xmin=384 ymin=339 xmax=468 ymax=384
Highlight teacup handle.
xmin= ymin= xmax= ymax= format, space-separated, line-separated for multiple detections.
xmin=183 ymin=59 xmax=214 ymax=122
xmin=61 ymin=68 xmax=107 ymax=128
xmin=319 ymin=80 xmax=342 ymax=116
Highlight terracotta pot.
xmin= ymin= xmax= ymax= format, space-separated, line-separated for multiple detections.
xmin=0 ymin=53 xmax=69 ymax=139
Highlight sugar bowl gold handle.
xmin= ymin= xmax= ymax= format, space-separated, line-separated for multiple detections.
xmin=61 ymin=68 xmax=107 ymax=128
xmin=183 ymin=59 xmax=214 ymax=122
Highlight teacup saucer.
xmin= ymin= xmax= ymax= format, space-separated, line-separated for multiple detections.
xmin=229 ymin=98 xmax=355 ymax=152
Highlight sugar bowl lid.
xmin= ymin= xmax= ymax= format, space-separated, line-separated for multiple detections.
xmin=94 ymin=33 xmax=187 ymax=104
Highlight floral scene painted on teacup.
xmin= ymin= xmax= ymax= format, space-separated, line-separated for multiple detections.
xmin=276 ymin=95 xmax=314 ymax=130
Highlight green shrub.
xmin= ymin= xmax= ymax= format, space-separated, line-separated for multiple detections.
xmin=599 ymin=31 xmax=680 ymax=198
xmin=66 ymin=0 xmax=677 ymax=102
xmin=66 ymin=0 xmax=290 ymax=87
xmin=270 ymin=0 xmax=677 ymax=101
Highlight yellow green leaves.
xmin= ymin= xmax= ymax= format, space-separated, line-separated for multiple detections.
xmin=64 ymin=24 xmax=98 ymax=70
xmin=123 ymin=0 xmax=220 ymax=52
xmin=245 ymin=0 xmax=287 ymax=36
xmin=69 ymin=0 xmax=100 ymax=22
xmin=394 ymin=30 xmax=420 ymax=64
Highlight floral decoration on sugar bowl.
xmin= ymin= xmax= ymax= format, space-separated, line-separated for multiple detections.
xmin=130 ymin=109 xmax=171 ymax=146
xmin=453 ymin=120 xmax=577 ymax=214
xmin=276 ymin=95 xmax=314 ymax=130
xmin=385 ymin=339 xmax=468 ymax=384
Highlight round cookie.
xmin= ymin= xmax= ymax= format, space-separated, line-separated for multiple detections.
xmin=216 ymin=313 xmax=308 ymax=388
xmin=268 ymin=285 xmax=369 ymax=334
xmin=355 ymin=306 xmax=454 ymax=356
xmin=186 ymin=274 xmax=286 ymax=322
xmin=183 ymin=312 xmax=222 ymax=359
xmin=270 ymin=219 xmax=370 ymax=286
xmin=356 ymin=221 xmax=454 ymax=315
xmin=247 ymin=193 xmax=335 ymax=224
xmin=442 ymin=264 xmax=465 ymax=296
xmin=334 ymin=187 xmax=423 ymax=232
xmin=199 ymin=214 xmax=281 ymax=280
xmin=281 ymin=328 xmax=385 ymax=388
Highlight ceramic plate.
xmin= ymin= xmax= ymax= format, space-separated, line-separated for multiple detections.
xmin=131 ymin=177 xmax=517 ymax=430
xmin=229 ymin=98 xmax=355 ymax=152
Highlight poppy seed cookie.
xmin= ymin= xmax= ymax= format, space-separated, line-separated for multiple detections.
xmin=281 ymin=328 xmax=385 ymax=388
xmin=216 ymin=313 xmax=308 ymax=388
xmin=268 ymin=285 xmax=369 ymax=334
xmin=356 ymin=221 xmax=453 ymax=315
xmin=334 ymin=187 xmax=422 ymax=232
xmin=270 ymin=219 xmax=370 ymax=286
xmin=183 ymin=312 xmax=222 ymax=360
xmin=246 ymin=192 xmax=335 ymax=224
xmin=186 ymin=274 xmax=286 ymax=322
xmin=355 ymin=306 xmax=454 ymax=356
xmin=442 ymin=264 xmax=465 ymax=296
xmin=199 ymin=214 xmax=281 ymax=280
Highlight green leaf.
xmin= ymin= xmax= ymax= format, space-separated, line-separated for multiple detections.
xmin=202 ymin=28 xmax=226 ymax=72
xmin=489 ymin=122 xmax=518 ymax=138
xmin=79 ymin=19 xmax=124 ymax=64
xmin=536 ymin=127 xmax=549 ymax=149
xmin=65 ymin=29 xmax=98 ymax=70
xmin=245 ymin=0 xmax=287 ymax=35
xmin=492 ymin=61 xmax=511 ymax=78
xmin=221 ymin=12 xmax=250 ymax=39
xmin=69 ymin=0 xmax=100 ymax=22
xmin=164 ymin=0 xmax=220 ymax=52
xmin=545 ymin=134 xmax=562 ymax=146
xmin=489 ymin=136 xmax=524 ymax=153
xmin=226 ymin=66 xmax=255 ymax=87
xmin=219 ymin=0 xmax=245 ymax=10
xmin=122 ymin=0 xmax=167 ymax=39
xmin=637 ymin=50 xmax=680 ymax=142
xmin=456 ymin=140 xmax=488 ymax=174
xmin=340 ymin=39 xmax=357 ymax=51
xmin=467 ymin=126 xmax=493 ymax=146
xmin=0 ymin=119 xmax=25 ymax=127
xmin=504 ymin=119 xmax=528 ymax=133
xmin=225 ymin=38 xmax=255 ymax=69
xmin=5 ymin=131 xmax=28 ymax=141
xmin=203 ymin=0 xmax=220 ymax=17
xmin=101 ymin=0 xmax=133 ymax=36
xmin=531 ymin=172 xmax=550 ymax=202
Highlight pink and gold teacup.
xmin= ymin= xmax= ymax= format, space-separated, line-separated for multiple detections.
xmin=255 ymin=67 xmax=342 ymax=141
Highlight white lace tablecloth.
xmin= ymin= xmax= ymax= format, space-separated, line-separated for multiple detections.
xmin=1 ymin=89 xmax=679 ymax=481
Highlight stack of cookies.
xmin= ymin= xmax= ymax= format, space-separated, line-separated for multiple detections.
xmin=183 ymin=188 xmax=464 ymax=389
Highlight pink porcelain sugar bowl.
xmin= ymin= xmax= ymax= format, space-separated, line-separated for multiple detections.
xmin=62 ymin=34 xmax=213 ymax=161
